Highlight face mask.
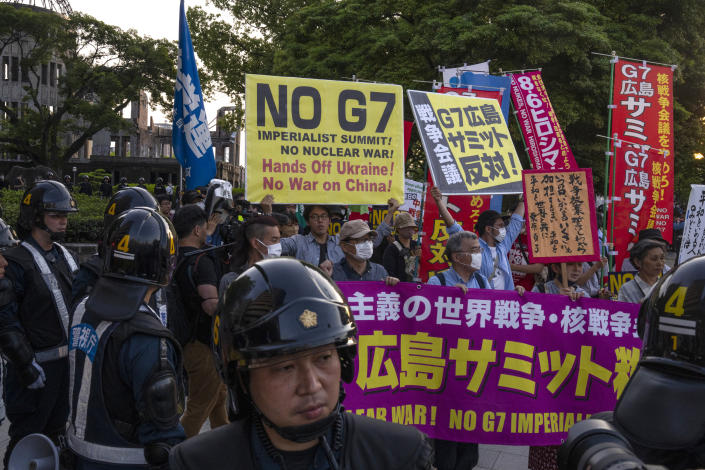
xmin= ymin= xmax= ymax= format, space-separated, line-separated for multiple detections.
xmin=471 ymin=253 xmax=482 ymax=270
xmin=196 ymin=201 xmax=205 ymax=210
xmin=354 ymin=240 xmax=374 ymax=260
xmin=493 ymin=227 xmax=507 ymax=243
xmin=257 ymin=240 xmax=282 ymax=259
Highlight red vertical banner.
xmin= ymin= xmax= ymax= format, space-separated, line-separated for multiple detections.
xmin=608 ymin=59 xmax=674 ymax=270
xmin=418 ymin=174 xmax=491 ymax=281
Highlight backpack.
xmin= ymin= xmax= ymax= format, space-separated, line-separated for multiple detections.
xmin=165 ymin=251 xmax=206 ymax=347
xmin=436 ymin=270 xmax=488 ymax=289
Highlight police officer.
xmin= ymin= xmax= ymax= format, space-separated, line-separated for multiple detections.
xmin=72 ymin=187 xmax=158 ymax=304
xmin=154 ymin=178 xmax=166 ymax=197
xmin=64 ymin=175 xmax=73 ymax=192
xmin=67 ymin=207 xmax=185 ymax=470
xmin=78 ymin=175 xmax=93 ymax=196
xmin=560 ymin=255 xmax=705 ymax=470
xmin=99 ymin=176 xmax=113 ymax=199
xmin=118 ymin=177 xmax=129 ymax=191
xmin=170 ymin=258 xmax=434 ymax=469
xmin=138 ymin=177 xmax=147 ymax=189
xmin=0 ymin=180 xmax=78 ymax=466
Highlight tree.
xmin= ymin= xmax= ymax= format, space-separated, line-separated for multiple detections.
xmin=189 ymin=0 xmax=705 ymax=198
xmin=0 ymin=5 xmax=176 ymax=172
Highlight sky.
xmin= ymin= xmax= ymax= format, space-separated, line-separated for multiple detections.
xmin=67 ymin=0 xmax=231 ymax=126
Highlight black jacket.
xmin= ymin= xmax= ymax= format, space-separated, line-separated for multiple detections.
xmin=170 ymin=412 xmax=434 ymax=470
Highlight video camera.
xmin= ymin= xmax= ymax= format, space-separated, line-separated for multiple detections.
xmin=559 ymin=419 xmax=668 ymax=470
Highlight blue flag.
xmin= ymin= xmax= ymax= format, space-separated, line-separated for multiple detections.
xmin=173 ymin=0 xmax=216 ymax=190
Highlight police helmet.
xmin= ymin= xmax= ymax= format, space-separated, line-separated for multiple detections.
xmin=204 ymin=179 xmax=234 ymax=220
xmin=82 ymin=175 xmax=89 ymax=181
xmin=102 ymin=207 xmax=177 ymax=287
xmin=640 ymin=255 xmax=705 ymax=376
xmin=17 ymin=180 xmax=78 ymax=233
xmin=156 ymin=177 xmax=163 ymax=184
xmin=120 ymin=177 xmax=127 ymax=184
xmin=103 ymin=187 xmax=158 ymax=234
xmin=215 ymin=258 xmax=357 ymax=390
xmin=139 ymin=177 xmax=145 ymax=184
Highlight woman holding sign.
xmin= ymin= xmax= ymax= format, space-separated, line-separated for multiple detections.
xmin=617 ymin=239 xmax=666 ymax=304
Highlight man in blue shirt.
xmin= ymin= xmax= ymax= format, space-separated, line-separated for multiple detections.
xmin=431 ymin=186 xmax=525 ymax=292
xmin=428 ymin=231 xmax=488 ymax=293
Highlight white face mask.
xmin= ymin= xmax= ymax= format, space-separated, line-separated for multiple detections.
xmin=471 ymin=253 xmax=482 ymax=270
xmin=493 ymin=227 xmax=507 ymax=243
xmin=353 ymin=240 xmax=374 ymax=260
xmin=257 ymin=240 xmax=282 ymax=259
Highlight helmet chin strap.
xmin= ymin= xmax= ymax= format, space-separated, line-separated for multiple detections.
xmin=249 ymin=382 xmax=345 ymax=444
xmin=36 ymin=217 xmax=65 ymax=242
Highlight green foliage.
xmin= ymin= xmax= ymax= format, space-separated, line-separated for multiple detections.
xmin=1 ymin=188 xmax=105 ymax=242
xmin=0 ymin=5 xmax=177 ymax=170
xmin=190 ymin=0 xmax=705 ymax=201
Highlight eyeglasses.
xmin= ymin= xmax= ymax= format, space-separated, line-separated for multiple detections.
xmin=309 ymin=214 xmax=329 ymax=222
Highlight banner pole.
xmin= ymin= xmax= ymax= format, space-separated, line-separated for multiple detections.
xmin=510 ymin=100 xmax=531 ymax=166
xmin=414 ymin=157 xmax=429 ymax=282
xmin=604 ymin=54 xmax=617 ymax=286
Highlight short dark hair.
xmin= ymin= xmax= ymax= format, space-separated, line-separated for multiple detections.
xmin=244 ymin=216 xmax=278 ymax=242
xmin=303 ymin=205 xmax=330 ymax=221
xmin=475 ymin=210 xmax=502 ymax=236
xmin=173 ymin=204 xmax=207 ymax=239
xmin=157 ymin=194 xmax=172 ymax=203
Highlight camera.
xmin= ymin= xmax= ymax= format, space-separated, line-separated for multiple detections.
xmin=558 ymin=419 xmax=668 ymax=470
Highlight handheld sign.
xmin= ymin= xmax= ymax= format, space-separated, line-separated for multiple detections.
xmin=523 ymin=169 xmax=600 ymax=263
xmin=246 ymin=74 xmax=404 ymax=204
xmin=408 ymin=90 xmax=523 ymax=195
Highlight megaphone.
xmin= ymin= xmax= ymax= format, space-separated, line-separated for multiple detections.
xmin=8 ymin=433 xmax=58 ymax=470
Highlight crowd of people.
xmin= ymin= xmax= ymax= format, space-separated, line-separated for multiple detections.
xmin=0 ymin=176 xmax=681 ymax=470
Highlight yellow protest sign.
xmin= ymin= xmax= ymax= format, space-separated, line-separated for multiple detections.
xmin=246 ymin=74 xmax=404 ymax=204
xmin=409 ymin=90 xmax=523 ymax=194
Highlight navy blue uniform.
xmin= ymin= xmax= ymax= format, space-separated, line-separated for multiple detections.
xmin=0 ymin=237 xmax=77 ymax=466
xmin=68 ymin=300 xmax=185 ymax=470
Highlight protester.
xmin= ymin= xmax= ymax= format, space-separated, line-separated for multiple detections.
xmin=506 ymin=219 xmax=545 ymax=292
xmin=531 ymin=262 xmax=588 ymax=301
xmin=618 ymin=238 xmax=666 ymax=304
xmin=382 ymin=211 xmax=421 ymax=282
xmin=278 ymin=212 xmax=300 ymax=238
xmin=99 ymin=176 xmax=112 ymax=198
xmin=620 ymin=228 xmax=670 ymax=273
xmin=181 ymin=189 xmax=203 ymax=206
xmin=272 ymin=195 xmax=399 ymax=275
xmin=66 ymin=207 xmax=185 ymax=470
xmin=172 ymin=205 xmax=229 ymax=438
xmin=170 ymin=258 xmax=434 ymax=469
xmin=71 ymin=187 xmax=158 ymax=305
xmin=158 ymin=193 xmax=174 ymax=220
xmin=428 ymin=231 xmax=489 ymax=294
xmin=332 ymin=219 xmax=399 ymax=285
xmin=575 ymin=257 xmax=610 ymax=298
xmin=219 ymin=216 xmax=281 ymax=293
xmin=431 ymin=186 xmax=526 ymax=291
xmin=0 ymin=181 xmax=78 ymax=466
xmin=78 ymin=175 xmax=92 ymax=195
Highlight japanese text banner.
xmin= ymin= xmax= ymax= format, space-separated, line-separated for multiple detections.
xmin=245 ymin=74 xmax=404 ymax=204
xmin=678 ymin=184 xmax=705 ymax=264
xmin=339 ymin=282 xmax=641 ymax=445
xmin=509 ymin=71 xmax=577 ymax=170
xmin=608 ymin=59 xmax=674 ymax=269
xmin=523 ymin=169 xmax=600 ymax=263
xmin=409 ymin=90 xmax=523 ymax=195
